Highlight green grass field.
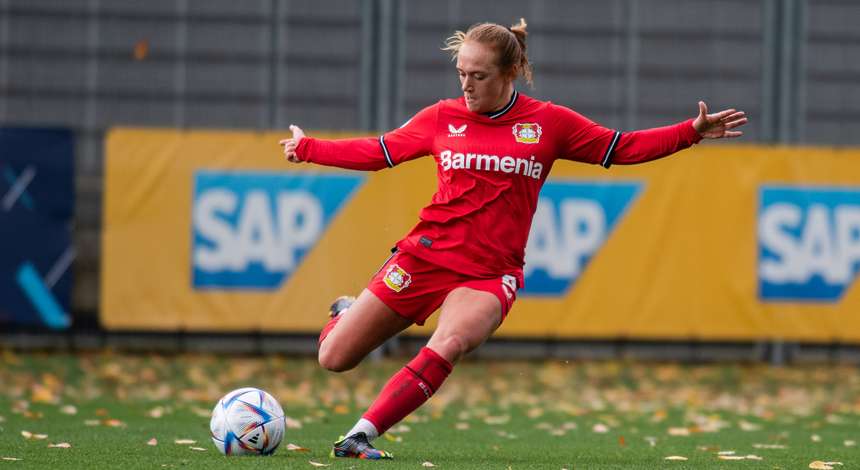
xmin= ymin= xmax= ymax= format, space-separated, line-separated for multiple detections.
xmin=0 ymin=350 xmax=857 ymax=469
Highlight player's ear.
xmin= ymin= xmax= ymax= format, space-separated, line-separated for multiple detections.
xmin=507 ymin=63 xmax=520 ymax=82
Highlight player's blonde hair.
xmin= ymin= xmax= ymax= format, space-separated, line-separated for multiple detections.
xmin=443 ymin=18 xmax=534 ymax=87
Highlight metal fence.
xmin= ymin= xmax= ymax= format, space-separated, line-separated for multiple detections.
xmin=1 ymin=0 xmax=859 ymax=315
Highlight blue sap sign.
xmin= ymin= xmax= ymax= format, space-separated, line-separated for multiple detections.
xmin=192 ymin=171 xmax=363 ymax=289
xmin=759 ymin=186 xmax=860 ymax=302
xmin=523 ymin=181 xmax=642 ymax=296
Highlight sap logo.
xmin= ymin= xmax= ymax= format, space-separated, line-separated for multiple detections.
xmin=192 ymin=171 xmax=363 ymax=289
xmin=759 ymin=186 xmax=860 ymax=302
xmin=523 ymin=181 xmax=641 ymax=295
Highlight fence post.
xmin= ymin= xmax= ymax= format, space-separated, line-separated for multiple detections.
xmin=359 ymin=0 xmax=377 ymax=131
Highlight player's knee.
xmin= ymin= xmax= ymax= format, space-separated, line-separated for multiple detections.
xmin=317 ymin=342 xmax=358 ymax=372
xmin=437 ymin=334 xmax=470 ymax=363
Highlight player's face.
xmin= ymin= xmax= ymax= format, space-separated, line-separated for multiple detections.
xmin=456 ymin=41 xmax=514 ymax=114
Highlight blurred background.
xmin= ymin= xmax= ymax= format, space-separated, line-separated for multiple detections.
xmin=1 ymin=0 xmax=859 ymax=364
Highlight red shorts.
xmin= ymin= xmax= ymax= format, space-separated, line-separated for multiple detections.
xmin=367 ymin=249 xmax=518 ymax=325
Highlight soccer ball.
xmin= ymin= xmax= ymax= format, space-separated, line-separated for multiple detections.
xmin=210 ymin=387 xmax=285 ymax=456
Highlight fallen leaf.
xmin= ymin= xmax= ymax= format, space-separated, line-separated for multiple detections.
xmin=11 ymin=401 xmax=29 ymax=414
xmin=651 ymin=410 xmax=667 ymax=422
xmin=738 ymin=420 xmax=761 ymax=431
xmin=147 ymin=407 xmax=165 ymax=418
xmin=332 ymin=404 xmax=349 ymax=414
xmin=20 ymin=431 xmax=32 ymax=439
xmin=2 ymin=457 xmax=22 ymax=461
xmin=844 ymin=440 xmax=855 ymax=447
xmin=83 ymin=420 xmax=100 ymax=427
xmin=484 ymin=415 xmax=510 ymax=425
xmin=174 ymin=439 xmax=196 ymax=445
xmin=811 ymin=434 xmax=822 ymax=442
xmin=753 ymin=443 xmax=787 ymax=449
xmin=309 ymin=461 xmax=331 ymax=467
xmin=103 ymin=419 xmax=125 ymax=428
xmin=718 ymin=455 xmax=745 ymax=460
xmin=391 ymin=424 xmax=411 ymax=433
xmin=286 ymin=443 xmax=310 ymax=452
xmin=592 ymin=423 xmax=609 ymax=433
xmin=422 ymin=462 xmax=436 ymax=467
xmin=718 ymin=450 xmax=736 ymax=456
xmin=285 ymin=417 xmax=303 ymax=429
xmin=30 ymin=384 xmax=57 ymax=403
xmin=48 ymin=443 xmax=71 ymax=448
xmin=745 ymin=455 xmax=763 ymax=460
xmin=668 ymin=427 xmax=690 ymax=436
xmin=664 ymin=456 xmax=688 ymax=460
xmin=645 ymin=436 xmax=658 ymax=447
xmin=455 ymin=422 xmax=470 ymax=430
xmin=825 ymin=414 xmax=845 ymax=424
xmin=147 ymin=438 xmax=158 ymax=446
xmin=383 ymin=433 xmax=402 ymax=442
xmin=23 ymin=411 xmax=43 ymax=420
xmin=59 ymin=405 xmax=77 ymax=415
xmin=189 ymin=447 xmax=206 ymax=451
xmin=809 ymin=462 xmax=843 ymax=469
xmin=618 ymin=436 xmax=626 ymax=446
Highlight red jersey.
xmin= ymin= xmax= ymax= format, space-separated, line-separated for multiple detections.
xmin=295 ymin=92 xmax=702 ymax=287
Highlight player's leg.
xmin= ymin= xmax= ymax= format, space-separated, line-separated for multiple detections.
xmin=318 ymin=288 xmax=412 ymax=372
xmin=425 ymin=286 xmax=503 ymax=363
xmin=334 ymin=287 xmax=502 ymax=459
xmin=317 ymin=295 xmax=356 ymax=347
xmin=332 ymin=256 xmax=516 ymax=459
xmin=360 ymin=288 xmax=502 ymax=433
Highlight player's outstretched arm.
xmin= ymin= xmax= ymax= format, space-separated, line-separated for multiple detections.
xmin=279 ymin=124 xmax=304 ymax=163
xmin=581 ymin=101 xmax=749 ymax=166
xmin=277 ymin=124 xmax=394 ymax=171
xmin=692 ymin=101 xmax=747 ymax=139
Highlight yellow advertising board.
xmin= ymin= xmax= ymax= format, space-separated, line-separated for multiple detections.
xmin=102 ymin=128 xmax=860 ymax=341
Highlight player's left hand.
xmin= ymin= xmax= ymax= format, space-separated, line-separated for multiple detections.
xmin=692 ymin=101 xmax=747 ymax=139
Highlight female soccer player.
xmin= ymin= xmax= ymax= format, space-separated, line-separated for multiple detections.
xmin=280 ymin=18 xmax=746 ymax=459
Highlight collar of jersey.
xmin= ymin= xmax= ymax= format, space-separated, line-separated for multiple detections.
xmin=483 ymin=90 xmax=518 ymax=119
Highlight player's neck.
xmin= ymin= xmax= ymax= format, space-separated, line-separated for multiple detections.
xmin=483 ymin=87 xmax=517 ymax=117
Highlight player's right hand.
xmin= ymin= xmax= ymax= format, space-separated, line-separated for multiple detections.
xmin=279 ymin=125 xmax=306 ymax=163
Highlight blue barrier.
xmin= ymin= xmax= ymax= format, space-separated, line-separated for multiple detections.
xmin=0 ymin=127 xmax=74 ymax=329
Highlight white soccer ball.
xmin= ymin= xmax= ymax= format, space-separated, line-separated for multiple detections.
xmin=210 ymin=387 xmax=285 ymax=456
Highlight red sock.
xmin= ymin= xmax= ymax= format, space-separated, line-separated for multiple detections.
xmin=318 ymin=315 xmax=340 ymax=347
xmin=362 ymin=347 xmax=453 ymax=435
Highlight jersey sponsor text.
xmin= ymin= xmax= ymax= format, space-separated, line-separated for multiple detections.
xmin=439 ymin=149 xmax=544 ymax=179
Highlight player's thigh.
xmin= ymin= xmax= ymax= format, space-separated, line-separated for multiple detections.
xmin=319 ymin=288 xmax=412 ymax=371
xmin=426 ymin=287 xmax=502 ymax=364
